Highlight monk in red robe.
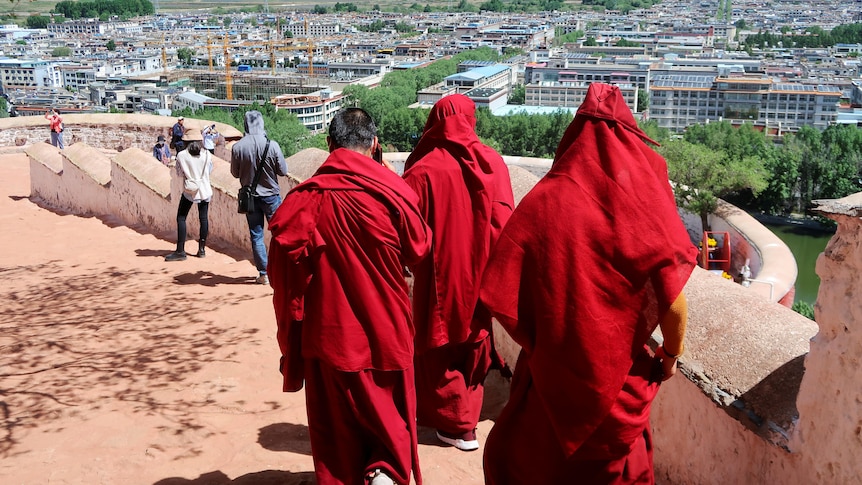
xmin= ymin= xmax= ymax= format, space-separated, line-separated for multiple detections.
xmin=268 ymin=108 xmax=432 ymax=485
xmin=403 ymin=94 xmax=515 ymax=451
xmin=480 ymin=83 xmax=697 ymax=484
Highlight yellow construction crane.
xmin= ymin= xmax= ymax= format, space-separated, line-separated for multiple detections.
xmin=224 ymin=36 xmax=233 ymax=100
xmin=207 ymin=36 xmax=214 ymax=72
xmin=161 ymin=34 xmax=168 ymax=75
xmin=266 ymin=39 xmax=315 ymax=76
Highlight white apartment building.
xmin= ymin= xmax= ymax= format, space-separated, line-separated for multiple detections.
xmin=271 ymin=90 xmax=345 ymax=133
xmin=649 ymin=74 xmax=841 ymax=132
xmin=0 ymin=58 xmax=60 ymax=92
xmin=525 ymin=81 xmax=639 ymax=112
xmin=48 ymin=20 xmax=105 ymax=36
xmin=286 ymin=21 xmax=340 ymax=37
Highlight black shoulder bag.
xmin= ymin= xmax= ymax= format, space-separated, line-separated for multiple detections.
xmin=237 ymin=139 xmax=271 ymax=214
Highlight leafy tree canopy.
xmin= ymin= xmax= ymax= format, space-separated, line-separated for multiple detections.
xmin=25 ymin=15 xmax=49 ymax=29
xmin=53 ymin=0 xmax=154 ymax=19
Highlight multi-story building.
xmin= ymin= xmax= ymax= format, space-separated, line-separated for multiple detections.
xmin=444 ymin=64 xmax=512 ymax=93
xmin=0 ymin=58 xmax=60 ymax=93
xmin=48 ymin=20 xmax=105 ymax=36
xmin=327 ymin=61 xmax=390 ymax=81
xmin=286 ymin=21 xmax=340 ymax=37
xmin=58 ymin=65 xmax=96 ymax=91
xmin=271 ymin=90 xmax=346 ymax=133
xmin=649 ymin=74 xmax=841 ymax=132
xmin=525 ymin=81 xmax=639 ymax=112
xmin=525 ymin=61 xmax=651 ymax=91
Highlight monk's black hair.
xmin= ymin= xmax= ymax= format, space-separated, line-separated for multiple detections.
xmin=328 ymin=108 xmax=376 ymax=151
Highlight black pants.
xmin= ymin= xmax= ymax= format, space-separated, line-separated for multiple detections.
xmin=176 ymin=195 xmax=209 ymax=252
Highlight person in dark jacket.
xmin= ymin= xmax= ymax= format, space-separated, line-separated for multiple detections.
xmin=153 ymin=135 xmax=172 ymax=165
xmin=230 ymin=110 xmax=288 ymax=285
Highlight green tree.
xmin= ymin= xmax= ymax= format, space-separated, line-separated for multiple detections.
xmin=636 ymin=88 xmax=649 ymax=112
xmin=660 ymin=139 xmax=768 ymax=230
xmin=615 ymin=38 xmax=639 ymax=47
xmin=25 ymin=15 xmax=49 ymax=29
xmin=51 ymin=46 xmax=72 ymax=57
xmin=106 ymin=39 xmax=116 ymax=51
xmin=0 ymin=97 xmax=8 ymax=118
xmin=177 ymin=47 xmax=195 ymax=66
xmin=509 ymin=84 xmax=525 ymax=104
xmin=584 ymin=37 xmax=598 ymax=46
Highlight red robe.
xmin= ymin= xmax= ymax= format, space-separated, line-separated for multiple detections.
xmin=480 ymin=83 xmax=697 ymax=483
xmin=403 ymin=94 xmax=515 ymax=434
xmin=269 ymin=148 xmax=432 ymax=485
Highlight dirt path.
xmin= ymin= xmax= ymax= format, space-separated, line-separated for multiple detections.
xmin=0 ymin=152 xmax=507 ymax=484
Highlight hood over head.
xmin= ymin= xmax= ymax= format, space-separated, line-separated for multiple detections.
xmin=244 ymin=110 xmax=266 ymax=136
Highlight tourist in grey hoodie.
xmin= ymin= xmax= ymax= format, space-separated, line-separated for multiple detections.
xmin=230 ymin=110 xmax=288 ymax=285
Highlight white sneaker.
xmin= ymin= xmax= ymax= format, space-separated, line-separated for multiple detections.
xmin=367 ymin=469 xmax=395 ymax=485
xmin=255 ymin=274 xmax=269 ymax=285
xmin=436 ymin=429 xmax=480 ymax=451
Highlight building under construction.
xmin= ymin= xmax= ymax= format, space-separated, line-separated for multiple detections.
xmin=181 ymin=70 xmax=331 ymax=102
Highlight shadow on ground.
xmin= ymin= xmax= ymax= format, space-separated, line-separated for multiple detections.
xmin=154 ymin=470 xmax=316 ymax=485
xmin=258 ymin=422 xmax=313 ymax=455
xmin=0 ymin=261 xmax=262 ymax=458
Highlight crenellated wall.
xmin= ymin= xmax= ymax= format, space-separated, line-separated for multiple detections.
xmin=0 ymin=114 xmax=241 ymax=156
xmin=19 ymin=115 xmax=862 ymax=483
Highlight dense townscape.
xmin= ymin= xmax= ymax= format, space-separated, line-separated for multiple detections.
xmin=3 ymin=0 xmax=862 ymax=128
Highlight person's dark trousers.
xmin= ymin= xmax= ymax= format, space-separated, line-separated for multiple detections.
xmin=176 ymin=196 xmax=209 ymax=254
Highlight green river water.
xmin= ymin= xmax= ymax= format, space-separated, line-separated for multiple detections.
xmin=761 ymin=222 xmax=834 ymax=305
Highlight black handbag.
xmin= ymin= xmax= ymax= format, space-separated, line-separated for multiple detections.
xmin=237 ymin=139 xmax=271 ymax=214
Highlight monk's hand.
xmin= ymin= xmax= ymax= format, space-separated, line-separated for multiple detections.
xmin=655 ymin=345 xmax=679 ymax=381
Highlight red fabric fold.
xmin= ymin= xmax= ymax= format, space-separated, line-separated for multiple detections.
xmin=480 ymin=83 xmax=697 ymax=457
xmin=269 ymin=148 xmax=432 ymax=375
xmin=403 ymin=94 xmax=515 ymax=352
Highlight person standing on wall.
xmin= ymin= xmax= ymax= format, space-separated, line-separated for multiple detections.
xmin=45 ymin=108 xmax=64 ymax=149
xmin=171 ymin=117 xmax=186 ymax=153
xmin=165 ymin=141 xmax=213 ymax=262
xmin=230 ymin=110 xmax=287 ymax=285
xmin=480 ymin=83 xmax=697 ymax=484
xmin=202 ymin=124 xmax=219 ymax=154
xmin=401 ymin=94 xmax=514 ymax=452
xmin=153 ymin=135 xmax=172 ymax=165
xmin=267 ymin=108 xmax=432 ymax=485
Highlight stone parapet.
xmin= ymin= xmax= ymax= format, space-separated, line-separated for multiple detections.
xmin=0 ymin=114 xmax=242 ymax=155
xmin=26 ymin=142 xmax=64 ymax=209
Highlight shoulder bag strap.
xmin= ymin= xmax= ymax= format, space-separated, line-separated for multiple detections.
xmin=249 ymin=138 xmax=271 ymax=192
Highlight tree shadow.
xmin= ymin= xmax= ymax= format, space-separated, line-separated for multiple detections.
xmin=154 ymin=469 xmax=316 ymax=485
xmin=257 ymin=422 xmax=313 ymax=456
xmin=173 ymin=271 xmax=258 ymax=287
xmin=0 ymin=262 xmax=261 ymax=458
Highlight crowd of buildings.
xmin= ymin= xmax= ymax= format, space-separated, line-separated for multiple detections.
xmin=2 ymin=0 xmax=862 ymax=135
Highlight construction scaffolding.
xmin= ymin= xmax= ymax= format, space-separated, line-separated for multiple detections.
xmin=188 ymin=70 xmax=330 ymax=102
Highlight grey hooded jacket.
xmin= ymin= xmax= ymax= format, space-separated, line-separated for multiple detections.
xmin=230 ymin=110 xmax=288 ymax=197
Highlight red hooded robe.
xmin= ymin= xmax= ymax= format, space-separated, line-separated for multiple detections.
xmin=268 ymin=148 xmax=431 ymax=485
xmin=403 ymin=93 xmax=515 ymax=352
xmin=481 ymin=83 xmax=697 ymax=483
xmin=403 ymin=94 xmax=515 ymax=435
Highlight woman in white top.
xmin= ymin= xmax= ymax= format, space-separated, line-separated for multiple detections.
xmin=166 ymin=141 xmax=214 ymax=261
xmin=202 ymin=124 xmax=219 ymax=154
